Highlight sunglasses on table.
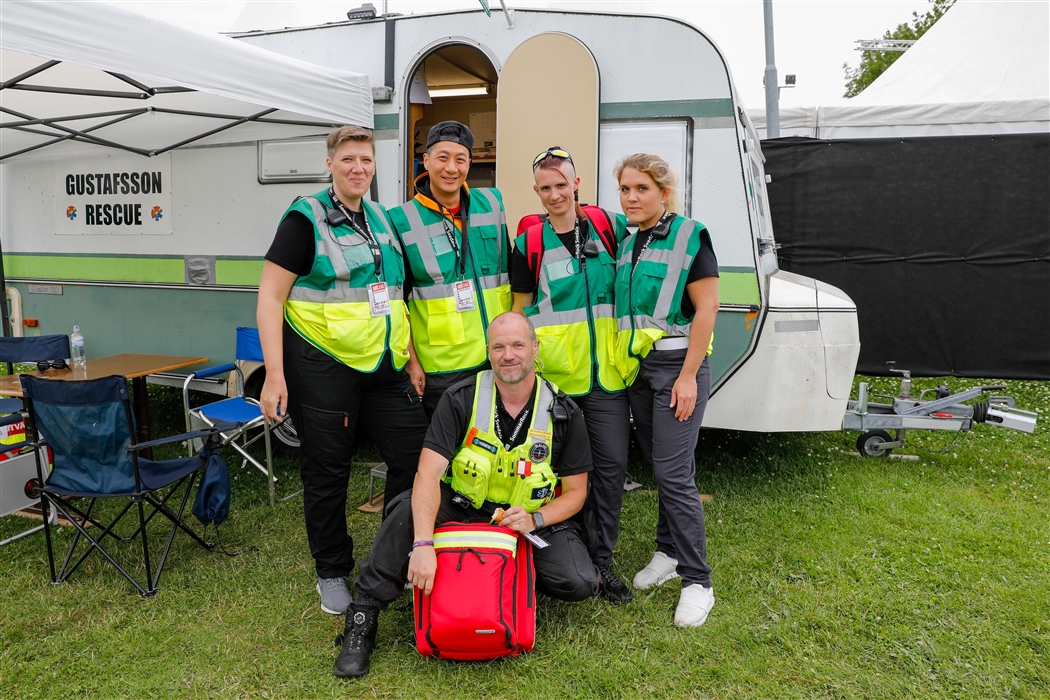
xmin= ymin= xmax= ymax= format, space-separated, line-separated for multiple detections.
xmin=533 ymin=147 xmax=574 ymax=167
xmin=37 ymin=359 xmax=69 ymax=372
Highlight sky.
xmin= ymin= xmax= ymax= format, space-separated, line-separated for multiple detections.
xmin=114 ymin=0 xmax=943 ymax=109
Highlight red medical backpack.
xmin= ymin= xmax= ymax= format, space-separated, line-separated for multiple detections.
xmin=414 ymin=522 xmax=536 ymax=660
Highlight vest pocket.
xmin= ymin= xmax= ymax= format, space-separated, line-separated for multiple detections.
xmin=508 ymin=461 xmax=557 ymax=512
xmin=426 ymin=297 xmax=466 ymax=346
xmin=322 ymin=303 xmax=369 ymax=356
xmin=632 ymin=264 xmax=668 ymax=317
xmin=536 ymin=326 xmax=573 ymax=374
xmin=449 ymin=449 xmax=493 ymax=509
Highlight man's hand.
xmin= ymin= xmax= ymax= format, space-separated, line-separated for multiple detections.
xmin=406 ymin=356 xmax=426 ymax=397
xmin=407 ymin=546 xmax=437 ymax=596
xmin=499 ymin=506 xmax=537 ymax=534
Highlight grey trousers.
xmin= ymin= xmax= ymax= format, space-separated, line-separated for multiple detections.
xmin=355 ymin=484 xmax=599 ymax=605
xmin=574 ymin=388 xmax=631 ymax=566
xmin=627 ymin=350 xmax=712 ymax=588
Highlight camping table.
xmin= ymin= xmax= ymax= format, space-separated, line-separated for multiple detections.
xmin=0 ymin=354 xmax=208 ymax=459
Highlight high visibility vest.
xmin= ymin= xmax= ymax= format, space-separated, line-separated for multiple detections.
xmin=515 ymin=218 xmax=626 ymax=396
xmin=614 ymin=214 xmax=715 ymax=384
xmin=389 ymin=186 xmax=511 ymax=374
xmin=445 ymin=371 xmax=558 ymax=513
xmin=283 ymin=192 xmax=410 ymax=372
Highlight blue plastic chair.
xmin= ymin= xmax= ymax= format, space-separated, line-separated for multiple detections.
xmin=183 ymin=327 xmax=296 ymax=506
xmin=21 ymin=374 xmax=222 ymax=597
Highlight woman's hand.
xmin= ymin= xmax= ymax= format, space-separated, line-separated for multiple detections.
xmin=670 ymin=372 xmax=697 ymax=421
xmin=260 ymin=373 xmax=288 ymax=424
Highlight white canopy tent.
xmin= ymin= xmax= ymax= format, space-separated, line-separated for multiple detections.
xmin=750 ymin=1 xmax=1050 ymax=139
xmin=0 ymin=0 xmax=374 ymax=162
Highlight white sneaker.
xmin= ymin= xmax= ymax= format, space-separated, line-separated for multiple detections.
xmin=674 ymin=584 xmax=715 ymax=627
xmin=632 ymin=551 xmax=680 ymax=590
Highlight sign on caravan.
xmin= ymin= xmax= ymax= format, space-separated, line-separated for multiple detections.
xmin=54 ymin=153 xmax=173 ymax=235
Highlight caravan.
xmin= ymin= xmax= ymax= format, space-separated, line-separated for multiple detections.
xmin=1 ymin=6 xmax=860 ymax=440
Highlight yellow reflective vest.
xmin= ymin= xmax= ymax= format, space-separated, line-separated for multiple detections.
xmin=283 ymin=192 xmax=410 ymax=372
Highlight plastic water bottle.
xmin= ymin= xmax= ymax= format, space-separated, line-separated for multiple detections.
xmin=71 ymin=325 xmax=86 ymax=366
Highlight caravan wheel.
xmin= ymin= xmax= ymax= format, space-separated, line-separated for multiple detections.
xmin=856 ymin=430 xmax=893 ymax=458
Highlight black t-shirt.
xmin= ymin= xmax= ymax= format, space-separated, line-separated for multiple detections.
xmin=510 ymin=220 xmax=595 ymax=294
xmin=265 ymin=208 xmax=371 ymax=277
xmin=423 ymin=374 xmax=592 ymax=478
xmin=631 ymin=221 xmax=719 ymax=318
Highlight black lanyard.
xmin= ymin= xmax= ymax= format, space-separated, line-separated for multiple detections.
xmin=330 ymin=189 xmax=382 ymax=280
xmin=631 ymin=212 xmax=674 ymax=273
xmin=572 ymin=217 xmax=583 ymax=259
xmin=439 ymin=207 xmax=468 ymax=277
xmin=494 ymin=403 xmax=531 ymax=451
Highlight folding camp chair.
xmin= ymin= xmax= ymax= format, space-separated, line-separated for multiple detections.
xmin=0 ymin=334 xmax=70 ymax=546
xmin=21 ymin=374 xmax=221 ymax=597
xmin=183 ymin=327 xmax=298 ymax=506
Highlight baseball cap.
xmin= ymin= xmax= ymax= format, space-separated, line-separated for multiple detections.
xmin=427 ymin=121 xmax=475 ymax=151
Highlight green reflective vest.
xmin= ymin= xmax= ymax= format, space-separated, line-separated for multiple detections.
xmin=614 ymin=214 xmax=714 ymax=384
xmin=389 ymin=186 xmax=511 ymax=374
xmin=284 ymin=192 xmax=409 ymax=372
xmin=445 ymin=371 xmax=558 ymax=513
xmin=515 ymin=216 xmax=627 ymax=396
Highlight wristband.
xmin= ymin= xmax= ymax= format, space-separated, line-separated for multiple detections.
xmin=412 ymin=540 xmax=434 ymax=549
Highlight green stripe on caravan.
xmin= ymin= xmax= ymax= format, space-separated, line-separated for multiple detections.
xmin=3 ymin=254 xmax=265 ymax=286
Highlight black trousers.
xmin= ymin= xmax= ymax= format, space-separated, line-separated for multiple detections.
xmin=355 ymin=483 xmax=599 ymax=604
xmin=283 ymin=324 xmax=429 ymax=579
xmin=575 ymin=388 xmax=631 ymax=566
xmin=420 ymin=366 xmax=489 ymax=418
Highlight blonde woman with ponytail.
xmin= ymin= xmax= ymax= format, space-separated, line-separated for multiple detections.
xmin=510 ymin=147 xmax=634 ymax=603
xmin=613 ymin=153 xmax=720 ymax=627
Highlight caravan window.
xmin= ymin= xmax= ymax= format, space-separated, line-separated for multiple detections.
xmin=597 ymin=120 xmax=691 ymax=216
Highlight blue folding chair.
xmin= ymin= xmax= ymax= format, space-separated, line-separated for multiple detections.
xmin=0 ymin=334 xmax=70 ymax=546
xmin=183 ymin=327 xmax=298 ymax=506
xmin=21 ymin=374 xmax=222 ymax=597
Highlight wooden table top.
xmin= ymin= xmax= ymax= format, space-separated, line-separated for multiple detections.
xmin=0 ymin=353 xmax=209 ymax=397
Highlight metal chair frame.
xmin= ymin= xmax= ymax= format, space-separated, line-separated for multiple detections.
xmin=22 ymin=374 xmax=220 ymax=597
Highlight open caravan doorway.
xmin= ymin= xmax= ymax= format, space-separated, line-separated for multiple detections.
xmin=404 ymin=44 xmax=499 ymax=200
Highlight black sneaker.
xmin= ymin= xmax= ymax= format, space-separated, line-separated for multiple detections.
xmin=597 ymin=563 xmax=634 ymax=604
xmin=333 ymin=604 xmax=380 ymax=678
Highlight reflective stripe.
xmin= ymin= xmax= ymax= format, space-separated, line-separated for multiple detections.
xmin=410 ymin=273 xmax=509 ymax=301
xmin=434 ymin=530 xmax=517 ymax=553
xmin=648 ymin=219 xmax=697 ymax=335
xmin=288 ymin=286 xmax=370 ymax=303
xmin=475 ymin=371 xmax=494 ymax=433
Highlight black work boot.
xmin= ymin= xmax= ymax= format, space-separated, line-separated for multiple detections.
xmin=597 ymin=563 xmax=634 ymax=604
xmin=333 ymin=603 xmax=380 ymax=678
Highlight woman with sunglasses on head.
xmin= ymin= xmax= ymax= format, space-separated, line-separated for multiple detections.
xmin=613 ymin=153 xmax=719 ymax=627
xmin=256 ymin=125 xmax=429 ymax=619
xmin=510 ymin=147 xmax=634 ymax=604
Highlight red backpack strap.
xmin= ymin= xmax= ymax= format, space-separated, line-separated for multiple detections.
xmin=525 ymin=222 xmax=546 ymax=288
xmin=516 ymin=213 xmax=546 ymax=237
xmin=581 ymin=205 xmax=617 ymax=258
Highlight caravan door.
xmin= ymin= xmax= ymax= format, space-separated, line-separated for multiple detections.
xmin=495 ymin=33 xmax=600 ymax=234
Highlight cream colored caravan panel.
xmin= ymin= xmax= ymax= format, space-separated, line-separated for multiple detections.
xmin=496 ymin=33 xmax=599 ymax=235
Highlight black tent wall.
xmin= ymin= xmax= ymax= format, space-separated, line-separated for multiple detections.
xmin=762 ymin=133 xmax=1050 ymax=379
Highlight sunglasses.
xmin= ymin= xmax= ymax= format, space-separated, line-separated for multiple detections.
xmin=533 ymin=147 xmax=574 ymax=167
xmin=37 ymin=359 xmax=69 ymax=372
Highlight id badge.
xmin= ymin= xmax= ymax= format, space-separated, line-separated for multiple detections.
xmin=368 ymin=281 xmax=391 ymax=316
xmin=454 ymin=279 xmax=476 ymax=312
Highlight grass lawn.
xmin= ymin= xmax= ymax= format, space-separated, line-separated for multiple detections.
xmin=1 ymin=374 xmax=1047 ymax=699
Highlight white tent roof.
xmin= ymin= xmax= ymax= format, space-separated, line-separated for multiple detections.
xmin=751 ymin=1 xmax=1049 ymax=138
xmin=0 ymin=0 xmax=373 ymax=162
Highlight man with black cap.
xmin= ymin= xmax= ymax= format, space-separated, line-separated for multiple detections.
xmin=389 ymin=121 xmax=512 ymax=417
